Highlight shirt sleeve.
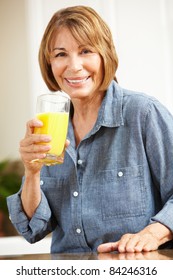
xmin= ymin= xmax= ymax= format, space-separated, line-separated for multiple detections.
xmin=144 ymin=99 xmax=173 ymax=231
xmin=6 ymin=189 xmax=54 ymax=243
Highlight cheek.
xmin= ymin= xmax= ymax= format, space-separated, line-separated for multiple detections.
xmin=51 ymin=62 xmax=63 ymax=78
xmin=91 ymin=56 xmax=103 ymax=74
xmin=51 ymin=64 xmax=58 ymax=77
xmin=95 ymin=60 xmax=104 ymax=79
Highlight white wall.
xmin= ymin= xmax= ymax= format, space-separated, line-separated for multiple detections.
xmin=0 ymin=0 xmax=31 ymax=160
xmin=0 ymin=0 xmax=172 ymax=160
xmin=116 ymin=0 xmax=173 ymax=112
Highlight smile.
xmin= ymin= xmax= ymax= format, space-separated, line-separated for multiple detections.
xmin=65 ymin=77 xmax=90 ymax=85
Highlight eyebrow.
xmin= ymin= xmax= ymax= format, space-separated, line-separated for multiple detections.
xmin=52 ymin=45 xmax=88 ymax=52
xmin=52 ymin=47 xmax=66 ymax=51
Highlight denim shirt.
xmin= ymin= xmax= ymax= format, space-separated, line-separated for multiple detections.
xmin=7 ymin=81 xmax=173 ymax=253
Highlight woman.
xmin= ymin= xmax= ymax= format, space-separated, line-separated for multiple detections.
xmin=7 ymin=5 xmax=173 ymax=254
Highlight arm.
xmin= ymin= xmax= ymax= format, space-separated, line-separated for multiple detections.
xmin=21 ymin=172 xmax=41 ymax=219
xmin=19 ymin=119 xmax=51 ymax=218
xmin=6 ymin=119 xmax=53 ymax=242
xmin=98 ymin=99 xmax=173 ymax=253
xmin=98 ymin=222 xmax=173 ymax=253
xmin=7 ymin=119 xmax=70 ymax=243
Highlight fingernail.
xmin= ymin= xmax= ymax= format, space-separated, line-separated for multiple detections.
xmin=44 ymin=145 xmax=51 ymax=150
xmin=35 ymin=120 xmax=43 ymax=125
xmin=43 ymin=136 xmax=52 ymax=141
xmin=66 ymin=139 xmax=70 ymax=145
xmin=40 ymin=153 xmax=46 ymax=158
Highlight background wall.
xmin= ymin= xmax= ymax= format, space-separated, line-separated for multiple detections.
xmin=0 ymin=0 xmax=31 ymax=161
xmin=0 ymin=0 xmax=173 ymax=160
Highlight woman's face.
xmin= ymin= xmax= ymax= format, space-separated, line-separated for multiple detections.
xmin=50 ymin=27 xmax=104 ymax=101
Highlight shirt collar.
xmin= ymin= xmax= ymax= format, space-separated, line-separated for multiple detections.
xmin=96 ymin=80 xmax=124 ymax=128
xmin=67 ymin=80 xmax=124 ymax=149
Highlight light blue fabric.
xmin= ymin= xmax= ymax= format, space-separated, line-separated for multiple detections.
xmin=7 ymin=81 xmax=173 ymax=253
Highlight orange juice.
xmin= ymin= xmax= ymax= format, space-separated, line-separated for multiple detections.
xmin=34 ymin=112 xmax=69 ymax=159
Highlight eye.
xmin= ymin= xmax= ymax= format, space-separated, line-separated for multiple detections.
xmin=54 ymin=52 xmax=67 ymax=58
xmin=81 ymin=48 xmax=92 ymax=55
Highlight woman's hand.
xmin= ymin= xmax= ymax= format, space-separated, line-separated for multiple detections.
xmin=19 ymin=119 xmax=51 ymax=174
xmin=97 ymin=223 xmax=173 ymax=253
xmin=19 ymin=119 xmax=70 ymax=175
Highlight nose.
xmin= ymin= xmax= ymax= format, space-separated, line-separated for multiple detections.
xmin=67 ymin=54 xmax=83 ymax=72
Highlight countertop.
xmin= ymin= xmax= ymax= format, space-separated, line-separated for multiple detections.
xmin=1 ymin=249 xmax=173 ymax=260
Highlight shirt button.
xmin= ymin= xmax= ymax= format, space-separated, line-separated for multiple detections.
xmin=76 ymin=228 xmax=81 ymax=234
xmin=40 ymin=180 xmax=44 ymax=185
xmin=77 ymin=159 xmax=83 ymax=165
xmin=118 ymin=171 xmax=123 ymax=177
xmin=73 ymin=191 xmax=79 ymax=197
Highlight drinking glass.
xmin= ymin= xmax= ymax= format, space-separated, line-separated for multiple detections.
xmin=32 ymin=91 xmax=70 ymax=165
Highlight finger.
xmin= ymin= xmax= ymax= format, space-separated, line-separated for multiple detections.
xmin=24 ymin=152 xmax=47 ymax=163
xmin=97 ymin=242 xmax=119 ymax=253
xmin=25 ymin=119 xmax=43 ymax=136
xmin=123 ymin=235 xmax=141 ymax=253
xmin=141 ymin=240 xmax=158 ymax=252
xmin=20 ymin=143 xmax=51 ymax=155
xmin=65 ymin=139 xmax=70 ymax=148
xmin=133 ymin=240 xmax=146 ymax=252
xmin=20 ymin=134 xmax=51 ymax=148
xmin=133 ymin=232 xmax=159 ymax=252
xmin=132 ymin=236 xmax=158 ymax=253
xmin=20 ymin=144 xmax=51 ymax=163
xmin=19 ymin=140 xmax=51 ymax=165
xmin=117 ymin=233 xmax=134 ymax=253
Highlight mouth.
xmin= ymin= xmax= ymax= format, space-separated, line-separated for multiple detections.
xmin=65 ymin=76 xmax=90 ymax=85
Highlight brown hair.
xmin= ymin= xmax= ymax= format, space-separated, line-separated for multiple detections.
xmin=39 ymin=5 xmax=118 ymax=91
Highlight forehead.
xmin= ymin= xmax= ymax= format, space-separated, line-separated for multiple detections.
xmin=52 ymin=27 xmax=77 ymax=46
xmin=50 ymin=26 xmax=92 ymax=50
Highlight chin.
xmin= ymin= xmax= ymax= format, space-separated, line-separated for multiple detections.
xmin=65 ymin=88 xmax=92 ymax=98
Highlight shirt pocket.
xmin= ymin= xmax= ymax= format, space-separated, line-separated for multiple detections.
xmin=100 ymin=165 xmax=146 ymax=220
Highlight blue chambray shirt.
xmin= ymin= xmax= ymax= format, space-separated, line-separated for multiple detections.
xmin=7 ymin=81 xmax=173 ymax=253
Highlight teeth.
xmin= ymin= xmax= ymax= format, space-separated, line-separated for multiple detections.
xmin=67 ymin=78 xmax=88 ymax=84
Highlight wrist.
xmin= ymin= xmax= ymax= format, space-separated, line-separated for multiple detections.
xmin=24 ymin=169 xmax=41 ymax=179
xmin=147 ymin=222 xmax=172 ymax=244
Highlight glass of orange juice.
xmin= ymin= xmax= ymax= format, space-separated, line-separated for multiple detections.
xmin=33 ymin=91 xmax=70 ymax=165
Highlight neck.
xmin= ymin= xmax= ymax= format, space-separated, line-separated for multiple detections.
xmin=71 ymin=92 xmax=105 ymax=146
